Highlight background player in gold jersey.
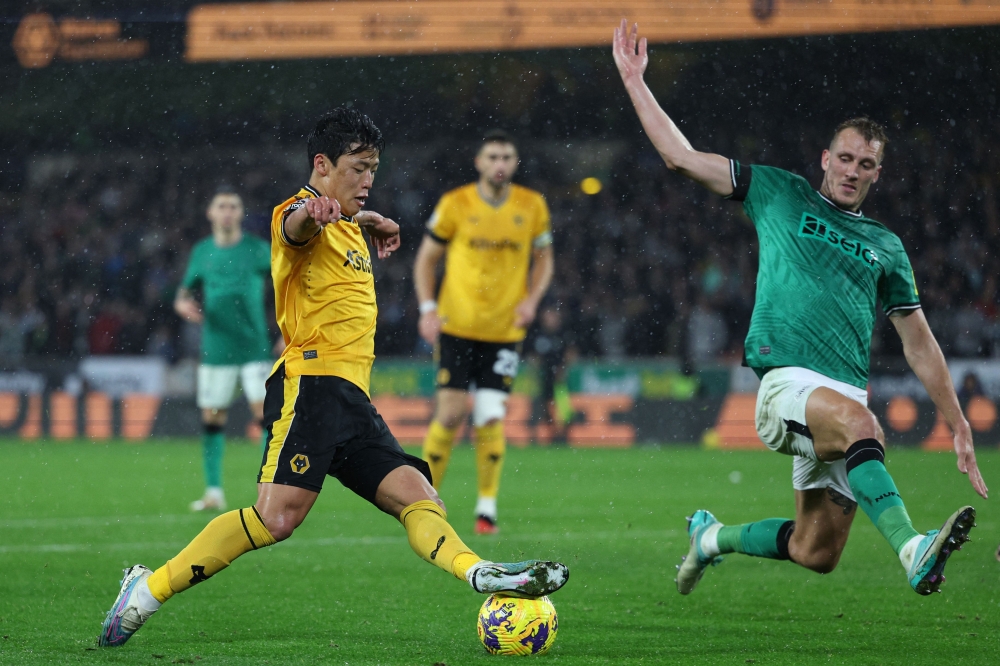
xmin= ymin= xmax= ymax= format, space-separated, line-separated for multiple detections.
xmin=414 ymin=130 xmax=555 ymax=534
xmin=98 ymin=110 xmax=568 ymax=648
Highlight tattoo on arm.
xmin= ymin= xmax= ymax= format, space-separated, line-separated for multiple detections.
xmin=827 ymin=488 xmax=857 ymax=516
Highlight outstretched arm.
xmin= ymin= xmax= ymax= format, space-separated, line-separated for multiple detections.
xmin=612 ymin=19 xmax=733 ymax=196
xmin=891 ymin=309 xmax=988 ymax=499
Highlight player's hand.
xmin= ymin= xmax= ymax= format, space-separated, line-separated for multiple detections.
xmin=356 ymin=210 xmax=401 ymax=259
xmin=418 ymin=311 xmax=441 ymax=346
xmin=513 ymin=298 xmax=538 ymax=328
xmin=953 ymin=425 xmax=988 ymax=499
xmin=305 ymin=195 xmax=341 ymax=228
xmin=175 ymin=298 xmax=203 ymax=324
xmin=612 ymin=19 xmax=648 ymax=84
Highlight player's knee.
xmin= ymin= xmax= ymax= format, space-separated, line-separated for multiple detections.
xmin=473 ymin=389 xmax=508 ymax=427
xmin=833 ymin=404 xmax=881 ymax=452
xmin=202 ymin=409 xmax=228 ymax=426
xmin=256 ymin=509 xmax=301 ymax=542
xmin=434 ymin=396 xmax=468 ymax=429
xmin=799 ymin=551 xmax=841 ymax=574
xmin=435 ymin=408 xmax=466 ymax=429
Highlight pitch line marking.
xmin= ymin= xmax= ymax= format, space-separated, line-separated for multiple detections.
xmin=0 ymin=528 xmax=680 ymax=555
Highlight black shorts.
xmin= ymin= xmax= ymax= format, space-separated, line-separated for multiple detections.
xmin=436 ymin=332 xmax=520 ymax=393
xmin=258 ymin=363 xmax=431 ymax=503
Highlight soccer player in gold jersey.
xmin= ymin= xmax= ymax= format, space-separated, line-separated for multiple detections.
xmin=414 ymin=130 xmax=555 ymax=534
xmin=98 ymin=110 xmax=568 ymax=648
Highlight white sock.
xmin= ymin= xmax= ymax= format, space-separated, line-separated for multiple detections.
xmin=898 ymin=534 xmax=925 ymax=571
xmin=699 ymin=523 xmax=723 ymax=558
xmin=135 ymin=578 xmax=162 ymax=613
xmin=475 ymin=496 xmax=497 ymax=521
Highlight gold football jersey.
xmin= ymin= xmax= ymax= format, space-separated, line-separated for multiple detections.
xmin=270 ymin=185 xmax=377 ymax=396
xmin=427 ymin=183 xmax=551 ymax=343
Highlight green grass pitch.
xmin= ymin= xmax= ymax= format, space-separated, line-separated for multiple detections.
xmin=0 ymin=439 xmax=997 ymax=665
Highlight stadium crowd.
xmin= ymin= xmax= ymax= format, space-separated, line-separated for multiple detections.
xmin=1 ymin=114 xmax=997 ymax=367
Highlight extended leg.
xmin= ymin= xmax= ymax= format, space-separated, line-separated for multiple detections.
xmin=421 ymin=388 xmax=468 ymax=488
xmin=98 ymin=483 xmax=314 ymax=647
xmin=376 ymin=465 xmax=568 ymax=598
xmin=807 ymin=387 xmax=974 ymax=594
xmin=678 ymin=485 xmax=856 ymax=594
xmin=786 ymin=487 xmax=856 ymax=573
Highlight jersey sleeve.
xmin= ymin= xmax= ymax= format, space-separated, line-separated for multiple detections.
xmin=879 ymin=240 xmax=921 ymax=315
xmin=271 ymin=195 xmax=319 ymax=249
xmin=724 ymin=160 xmax=753 ymax=202
xmin=737 ymin=164 xmax=803 ymax=226
xmin=425 ymin=195 xmax=458 ymax=244
xmin=532 ymin=195 xmax=553 ymax=248
xmin=180 ymin=245 xmax=202 ymax=290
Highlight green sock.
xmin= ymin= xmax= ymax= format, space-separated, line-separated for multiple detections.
xmin=717 ymin=519 xmax=794 ymax=559
xmin=203 ymin=428 xmax=224 ymax=488
xmin=847 ymin=457 xmax=919 ymax=555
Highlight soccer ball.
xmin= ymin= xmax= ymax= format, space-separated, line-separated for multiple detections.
xmin=477 ymin=594 xmax=558 ymax=656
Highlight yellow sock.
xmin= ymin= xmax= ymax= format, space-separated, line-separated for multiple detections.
xmin=474 ymin=422 xmax=505 ymax=499
xmin=146 ymin=507 xmax=276 ymax=603
xmin=422 ymin=420 xmax=458 ymax=489
xmin=399 ymin=500 xmax=482 ymax=581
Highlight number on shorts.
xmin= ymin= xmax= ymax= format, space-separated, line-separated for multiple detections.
xmin=492 ymin=349 xmax=520 ymax=378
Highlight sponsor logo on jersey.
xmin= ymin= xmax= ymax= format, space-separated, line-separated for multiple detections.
xmin=343 ymin=249 xmax=372 ymax=273
xmin=303 ymin=350 xmax=318 ymax=360
xmin=468 ymin=237 xmax=523 ymax=252
xmin=797 ymin=213 xmax=879 ymax=266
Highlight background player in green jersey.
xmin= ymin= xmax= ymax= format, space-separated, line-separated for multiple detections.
xmin=175 ymin=187 xmax=273 ymax=512
xmin=613 ymin=20 xmax=987 ymax=597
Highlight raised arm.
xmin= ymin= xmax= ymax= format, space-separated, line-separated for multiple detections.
xmin=413 ymin=235 xmax=447 ymax=345
xmin=612 ymin=19 xmax=733 ymax=196
xmin=891 ymin=309 xmax=988 ymax=499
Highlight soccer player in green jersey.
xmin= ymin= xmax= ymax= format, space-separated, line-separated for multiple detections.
xmin=613 ymin=20 xmax=988 ymax=596
xmin=175 ymin=187 xmax=273 ymax=512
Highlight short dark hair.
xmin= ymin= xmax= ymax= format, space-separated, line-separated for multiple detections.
xmin=833 ymin=117 xmax=888 ymax=156
xmin=209 ymin=185 xmax=242 ymax=208
xmin=482 ymin=129 xmax=515 ymax=149
xmin=307 ymin=107 xmax=384 ymax=170
xmin=211 ymin=184 xmax=241 ymax=199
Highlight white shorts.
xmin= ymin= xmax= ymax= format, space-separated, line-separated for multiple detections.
xmin=755 ymin=367 xmax=867 ymax=501
xmin=197 ymin=362 xmax=272 ymax=410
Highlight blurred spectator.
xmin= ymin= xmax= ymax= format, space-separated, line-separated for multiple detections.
xmin=957 ymin=372 xmax=985 ymax=404
xmin=0 ymin=121 xmax=997 ymax=364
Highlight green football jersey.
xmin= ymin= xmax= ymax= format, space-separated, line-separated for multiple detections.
xmin=181 ymin=234 xmax=272 ymax=366
xmin=730 ymin=162 xmax=920 ymax=388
